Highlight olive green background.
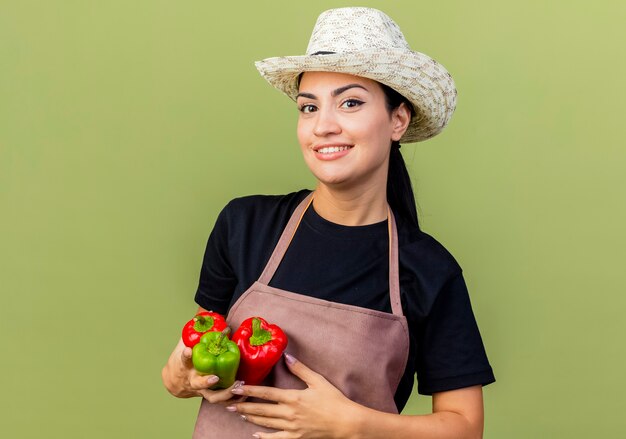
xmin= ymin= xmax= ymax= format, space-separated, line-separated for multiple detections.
xmin=1 ymin=1 xmax=624 ymax=437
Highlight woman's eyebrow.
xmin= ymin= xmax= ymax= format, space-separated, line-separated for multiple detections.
xmin=296 ymin=92 xmax=317 ymax=100
xmin=331 ymin=84 xmax=368 ymax=97
xmin=296 ymin=84 xmax=368 ymax=100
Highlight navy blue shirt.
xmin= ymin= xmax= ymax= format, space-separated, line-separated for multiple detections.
xmin=195 ymin=189 xmax=495 ymax=410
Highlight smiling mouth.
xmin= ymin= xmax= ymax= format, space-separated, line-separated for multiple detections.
xmin=315 ymin=145 xmax=353 ymax=154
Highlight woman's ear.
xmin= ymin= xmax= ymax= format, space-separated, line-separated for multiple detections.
xmin=391 ymin=102 xmax=412 ymax=141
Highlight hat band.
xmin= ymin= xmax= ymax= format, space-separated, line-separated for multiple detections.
xmin=310 ymin=51 xmax=336 ymax=56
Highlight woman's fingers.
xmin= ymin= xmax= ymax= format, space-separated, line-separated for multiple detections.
xmin=241 ymin=414 xmax=294 ymax=434
xmin=229 ymin=401 xmax=293 ymax=419
xmin=227 ymin=398 xmax=299 ymax=432
xmin=189 ymin=374 xmax=219 ymax=390
xmin=227 ymin=359 xmax=355 ymax=437
xmin=228 ymin=402 xmax=296 ymax=434
xmin=180 ymin=346 xmax=193 ymax=367
xmin=282 ymin=354 xmax=326 ymax=388
xmin=199 ymin=380 xmax=245 ymax=403
xmin=232 ymin=384 xmax=298 ymax=404
xmin=248 ymin=431 xmax=293 ymax=439
xmin=199 ymin=387 xmax=234 ymax=403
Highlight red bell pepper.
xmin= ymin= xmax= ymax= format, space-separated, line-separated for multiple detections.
xmin=232 ymin=317 xmax=288 ymax=385
xmin=182 ymin=311 xmax=228 ymax=348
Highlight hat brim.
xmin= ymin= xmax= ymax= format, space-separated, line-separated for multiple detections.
xmin=255 ymin=48 xmax=457 ymax=143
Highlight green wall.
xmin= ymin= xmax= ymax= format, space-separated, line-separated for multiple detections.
xmin=1 ymin=1 xmax=624 ymax=437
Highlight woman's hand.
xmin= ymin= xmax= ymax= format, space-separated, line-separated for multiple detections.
xmin=226 ymin=354 xmax=361 ymax=439
xmin=161 ymin=338 xmax=241 ymax=403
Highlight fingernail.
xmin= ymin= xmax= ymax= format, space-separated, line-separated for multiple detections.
xmin=207 ymin=376 xmax=219 ymax=384
xmin=284 ymin=352 xmax=297 ymax=365
xmin=252 ymin=434 xmax=261 ymax=438
xmin=231 ymin=387 xmax=244 ymax=395
xmin=234 ymin=380 xmax=245 ymax=388
xmin=225 ymin=405 xmax=237 ymax=412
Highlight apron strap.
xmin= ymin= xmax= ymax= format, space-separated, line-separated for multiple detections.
xmin=258 ymin=193 xmax=314 ymax=286
xmin=387 ymin=206 xmax=402 ymax=316
xmin=257 ymin=192 xmax=404 ymax=317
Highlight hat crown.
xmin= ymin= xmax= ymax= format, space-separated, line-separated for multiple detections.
xmin=306 ymin=7 xmax=410 ymax=55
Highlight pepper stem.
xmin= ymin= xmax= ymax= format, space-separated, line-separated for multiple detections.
xmin=249 ymin=318 xmax=272 ymax=346
xmin=207 ymin=327 xmax=231 ymax=356
xmin=217 ymin=327 xmax=231 ymax=345
xmin=193 ymin=314 xmax=215 ymax=333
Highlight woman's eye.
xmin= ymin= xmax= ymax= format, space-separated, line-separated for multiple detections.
xmin=341 ymin=99 xmax=364 ymax=109
xmin=299 ymin=104 xmax=317 ymax=114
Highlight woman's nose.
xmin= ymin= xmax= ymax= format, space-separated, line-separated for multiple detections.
xmin=313 ymin=107 xmax=341 ymax=137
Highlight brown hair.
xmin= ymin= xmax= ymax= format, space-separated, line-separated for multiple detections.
xmin=380 ymin=83 xmax=420 ymax=230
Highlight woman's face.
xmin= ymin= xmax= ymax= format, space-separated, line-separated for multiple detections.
xmin=296 ymin=72 xmax=410 ymax=190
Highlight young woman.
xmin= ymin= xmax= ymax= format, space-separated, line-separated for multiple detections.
xmin=162 ymin=7 xmax=494 ymax=438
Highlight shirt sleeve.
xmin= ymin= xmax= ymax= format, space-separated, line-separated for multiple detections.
xmin=416 ymin=272 xmax=495 ymax=395
xmin=194 ymin=203 xmax=237 ymax=315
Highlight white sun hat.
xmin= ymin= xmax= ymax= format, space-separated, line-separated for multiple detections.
xmin=255 ymin=7 xmax=458 ymax=143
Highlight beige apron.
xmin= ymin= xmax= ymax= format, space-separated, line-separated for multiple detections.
xmin=193 ymin=193 xmax=410 ymax=438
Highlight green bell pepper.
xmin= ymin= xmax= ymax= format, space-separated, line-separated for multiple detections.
xmin=192 ymin=327 xmax=240 ymax=389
